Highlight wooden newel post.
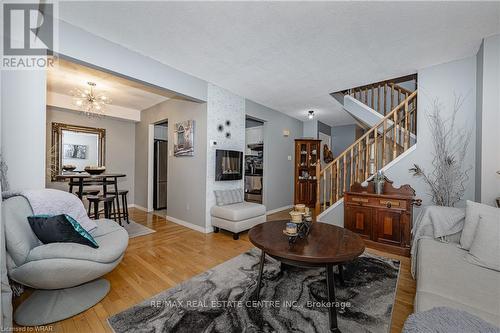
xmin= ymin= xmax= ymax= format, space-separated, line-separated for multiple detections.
xmin=315 ymin=160 xmax=321 ymax=217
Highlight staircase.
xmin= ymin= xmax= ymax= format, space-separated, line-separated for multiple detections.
xmin=316 ymin=83 xmax=417 ymax=215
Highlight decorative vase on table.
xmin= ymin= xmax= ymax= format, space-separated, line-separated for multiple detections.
xmin=373 ymin=171 xmax=385 ymax=195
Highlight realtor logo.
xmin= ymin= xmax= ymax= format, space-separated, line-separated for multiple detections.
xmin=2 ymin=3 xmax=57 ymax=69
xmin=3 ymin=3 xmax=53 ymax=55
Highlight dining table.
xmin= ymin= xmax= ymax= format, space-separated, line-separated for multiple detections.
xmin=55 ymin=173 xmax=126 ymax=223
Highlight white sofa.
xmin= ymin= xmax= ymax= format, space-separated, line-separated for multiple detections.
xmin=414 ymin=229 xmax=500 ymax=327
xmin=211 ymin=201 xmax=266 ymax=239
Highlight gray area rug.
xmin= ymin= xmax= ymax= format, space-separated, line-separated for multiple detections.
xmin=122 ymin=220 xmax=156 ymax=238
xmin=108 ymin=249 xmax=400 ymax=333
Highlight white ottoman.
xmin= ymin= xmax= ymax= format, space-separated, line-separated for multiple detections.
xmin=211 ymin=201 xmax=266 ymax=239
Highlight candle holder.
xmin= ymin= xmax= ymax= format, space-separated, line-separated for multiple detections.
xmin=283 ymin=218 xmax=312 ymax=245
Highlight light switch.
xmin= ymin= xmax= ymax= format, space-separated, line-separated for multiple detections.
xmin=287 ymin=155 xmax=292 ymax=161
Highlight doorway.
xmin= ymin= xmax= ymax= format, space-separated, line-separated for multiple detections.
xmin=245 ymin=117 xmax=264 ymax=204
xmin=153 ymin=121 xmax=168 ymax=211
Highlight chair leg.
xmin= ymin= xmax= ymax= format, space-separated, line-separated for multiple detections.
xmin=87 ymin=203 xmax=91 ymax=217
xmin=123 ymin=194 xmax=130 ymax=224
xmin=113 ymin=200 xmax=121 ymax=225
xmin=104 ymin=201 xmax=110 ymax=219
xmin=93 ymin=202 xmax=99 ymax=220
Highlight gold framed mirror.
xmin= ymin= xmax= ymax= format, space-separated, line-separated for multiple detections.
xmin=50 ymin=122 xmax=106 ymax=180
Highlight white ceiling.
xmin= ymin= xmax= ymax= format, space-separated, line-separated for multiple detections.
xmin=58 ymin=2 xmax=500 ymax=126
xmin=47 ymin=59 xmax=175 ymax=111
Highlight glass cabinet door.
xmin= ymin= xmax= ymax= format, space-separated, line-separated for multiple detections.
xmin=309 ymin=142 xmax=318 ymax=167
xmin=300 ymin=143 xmax=308 ymax=167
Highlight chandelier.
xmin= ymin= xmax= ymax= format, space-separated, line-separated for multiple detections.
xmin=71 ymin=82 xmax=111 ymax=117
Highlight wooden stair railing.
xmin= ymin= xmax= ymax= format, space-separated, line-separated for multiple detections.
xmin=316 ymin=90 xmax=417 ymax=214
xmin=337 ymin=74 xmax=417 ymax=117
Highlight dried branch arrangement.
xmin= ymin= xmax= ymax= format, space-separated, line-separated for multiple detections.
xmin=409 ymin=96 xmax=472 ymax=206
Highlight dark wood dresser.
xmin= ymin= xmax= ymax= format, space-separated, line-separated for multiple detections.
xmin=343 ymin=178 xmax=421 ymax=256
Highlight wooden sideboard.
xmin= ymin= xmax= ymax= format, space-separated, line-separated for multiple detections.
xmin=344 ymin=178 xmax=421 ymax=256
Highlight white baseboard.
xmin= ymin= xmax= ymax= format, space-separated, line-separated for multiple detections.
xmin=266 ymin=205 xmax=293 ymax=215
xmin=128 ymin=204 xmax=150 ymax=212
xmin=166 ymin=215 xmax=209 ymax=234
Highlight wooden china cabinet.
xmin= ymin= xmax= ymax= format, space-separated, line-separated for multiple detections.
xmin=294 ymin=139 xmax=321 ymax=208
xmin=343 ymin=177 xmax=421 ymax=256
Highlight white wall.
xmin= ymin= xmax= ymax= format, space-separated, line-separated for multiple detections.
xmin=1 ymin=70 xmax=47 ymax=190
xmin=320 ymin=56 xmax=477 ymax=225
xmin=205 ymin=84 xmax=246 ymax=230
xmin=476 ymin=34 xmax=500 ymax=206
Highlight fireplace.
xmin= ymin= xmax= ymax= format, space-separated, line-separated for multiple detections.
xmin=215 ymin=150 xmax=243 ymax=181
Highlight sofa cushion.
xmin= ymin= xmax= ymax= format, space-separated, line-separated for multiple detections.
xmin=211 ymin=202 xmax=266 ymax=221
xmin=416 ymin=238 xmax=500 ymax=326
xmin=460 ymin=200 xmax=499 ymax=250
xmin=28 ymin=214 xmax=99 ymax=248
xmin=465 ymin=214 xmax=500 ymax=272
xmin=214 ymin=189 xmax=244 ymax=206
xmin=26 ymin=219 xmax=128 ymax=264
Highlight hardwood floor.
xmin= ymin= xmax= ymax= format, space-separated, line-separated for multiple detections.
xmin=16 ymin=208 xmax=415 ymax=332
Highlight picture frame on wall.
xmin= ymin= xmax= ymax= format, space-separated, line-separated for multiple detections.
xmin=174 ymin=120 xmax=195 ymax=156
xmin=63 ymin=144 xmax=88 ymax=159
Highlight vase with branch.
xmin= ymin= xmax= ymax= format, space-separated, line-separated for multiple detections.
xmin=409 ymin=96 xmax=471 ymax=207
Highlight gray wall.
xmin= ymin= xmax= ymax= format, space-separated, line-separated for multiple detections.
xmin=331 ymin=124 xmax=357 ymax=156
xmin=476 ymin=34 xmax=500 ymax=206
xmin=46 ymin=107 xmax=136 ymax=203
xmin=135 ymin=98 xmax=207 ymax=228
xmin=385 ymin=56 xmax=477 ymax=207
xmin=302 ymin=120 xmax=318 ymax=138
xmin=245 ymin=99 xmax=303 ymax=211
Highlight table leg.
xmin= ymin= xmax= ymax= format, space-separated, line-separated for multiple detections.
xmin=78 ymin=178 xmax=84 ymax=200
xmin=69 ymin=178 xmax=74 ymax=194
xmin=255 ymin=251 xmax=266 ymax=300
xmin=337 ymin=264 xmax=345 ymax=286
xmin=113 ymin=177 xmax=122 ymax=224
xmin=326 ymin=264 xmax=340 ymax=333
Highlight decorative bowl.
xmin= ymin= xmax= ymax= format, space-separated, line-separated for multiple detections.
xmin=62 ymin=165 xmax=76 ymax=172
xmin=84 ymin=166 xmax=106 ymax=175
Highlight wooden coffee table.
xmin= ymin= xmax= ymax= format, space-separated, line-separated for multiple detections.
xmin=249 ymin=220 xmax=365 ymax=333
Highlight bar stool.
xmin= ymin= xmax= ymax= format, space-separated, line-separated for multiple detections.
xmin=87 ymin=195 xmax=117 ymax=222
xmin=106 ymin=190 xmax=130 ymax=224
